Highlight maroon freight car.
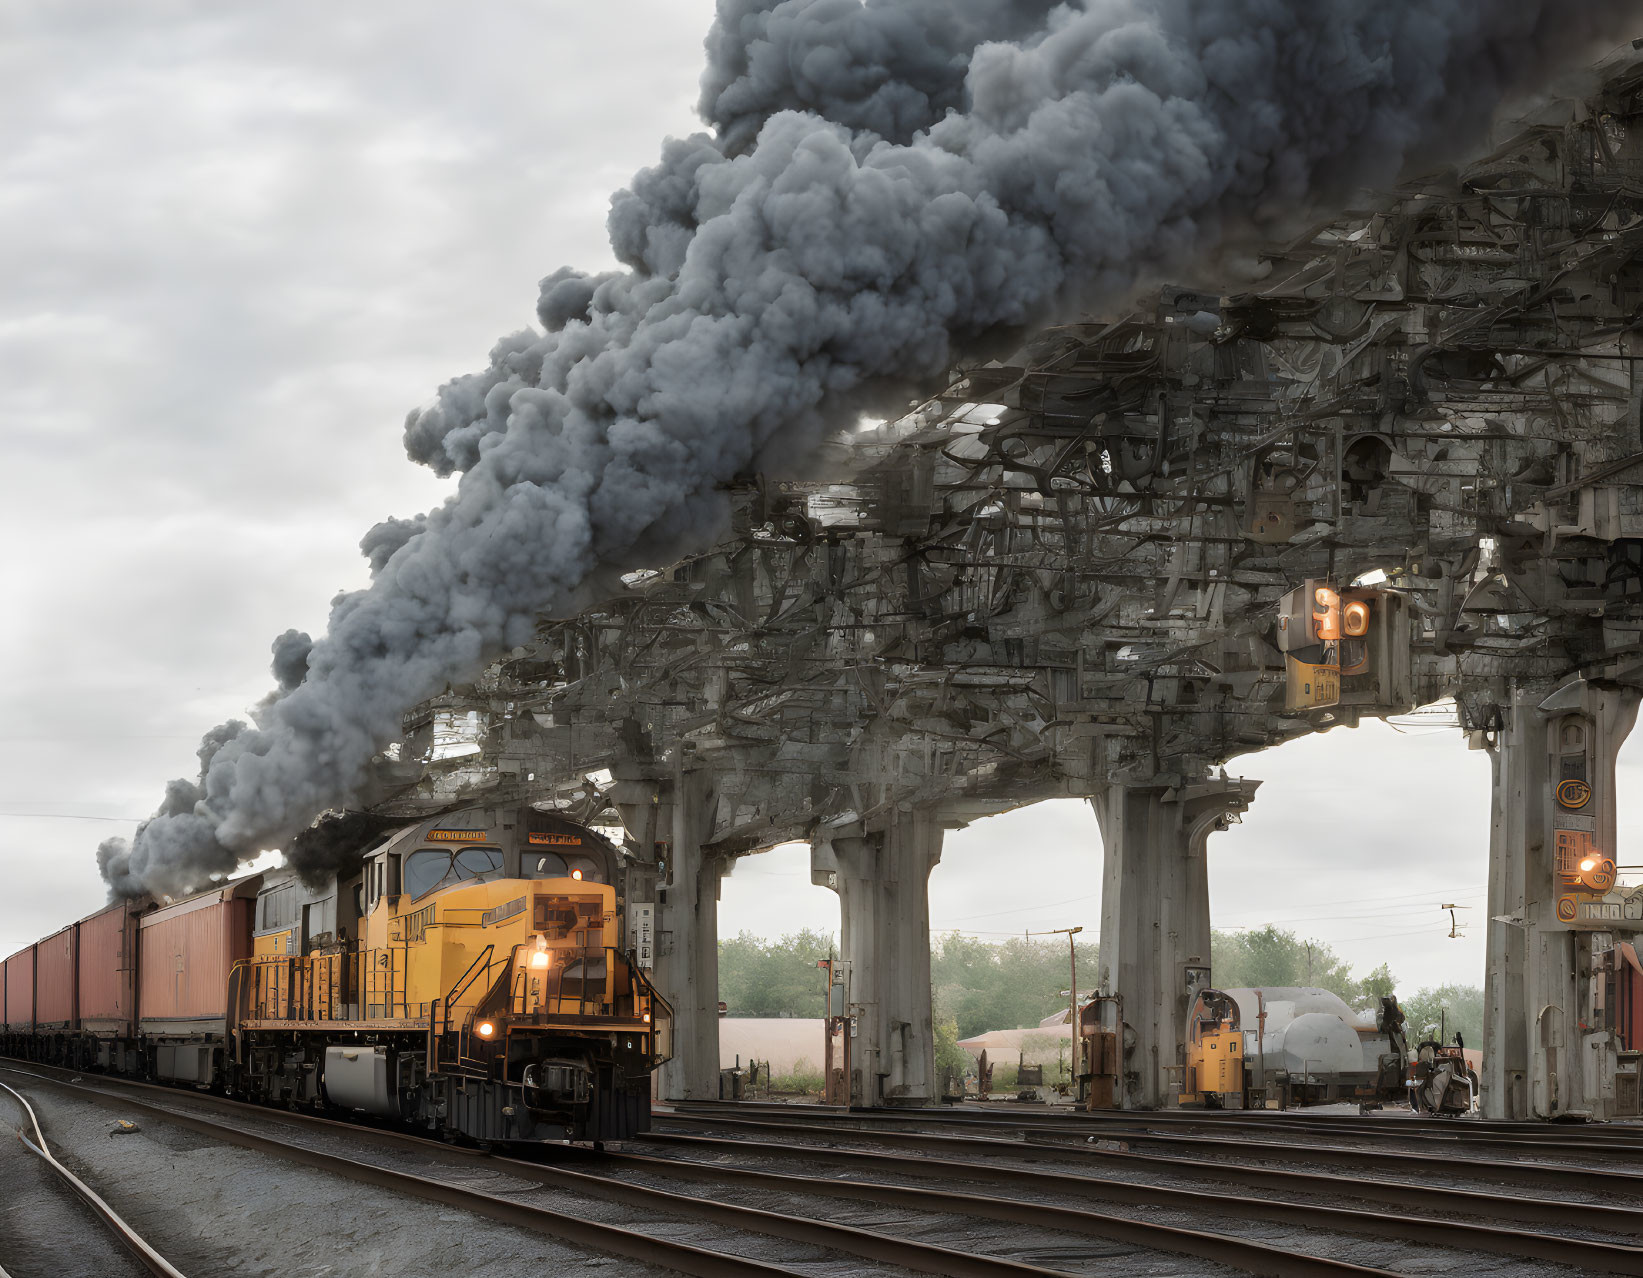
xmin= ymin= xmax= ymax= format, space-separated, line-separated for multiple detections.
xmin=34 ymin=925 xmax=77 ymax=1032
xmin=138 ymin=879 xmax=259 ymax=1083
xmin=4 ymin=947 xmax=34 ymax=1033
xmin=77 ymin=900 xmax=139 ymax=1046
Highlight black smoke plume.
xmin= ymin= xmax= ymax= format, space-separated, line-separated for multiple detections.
xmin=101 ymin=0 xmax=1643 ymax=898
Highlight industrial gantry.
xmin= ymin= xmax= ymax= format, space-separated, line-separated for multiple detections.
xmin=363 ymin=55 xmax=1643 ymax=1117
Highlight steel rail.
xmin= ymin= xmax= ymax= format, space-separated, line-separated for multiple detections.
xmin=0 ymin=1066 xmax=1066 ymax=1278
xmin=660 ymin=1107 xmax=1643 ymax=1197
xmin=0 ymin=1062 xmax=1396 ymax=1278
xmin=0 ymin=1079 xmax=188 ymax=1278
xmin=648 ymin=1116 xmax=1643 ymax=1238
xmin=676 ymin=1098 xmax=1643 ymax=1158
xmin=573 ymin=1144 xmax=1399 ymax=1278
xmin=670 ymin=1097 xmax=1643 ymax=1163
xmin=637 ymin=1123 xmax=1643 ymax=1275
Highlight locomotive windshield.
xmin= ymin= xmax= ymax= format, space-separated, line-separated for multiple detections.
xmin=523 ymin=851 xmax=605 ymax=883
xmin=405 ymin=846 xmax=504 ymax=899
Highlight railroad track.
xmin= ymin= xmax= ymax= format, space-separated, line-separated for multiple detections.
xmin=0 ymin=1061 xmax=1391 ymax=1277
xmin=649 ymin=1104 xmax=1643 ymax=1275
xmin=687 ymin=1097 xmax=1643 ymax=1158
xmin=0 ymin=1078 xmax=187 ymax=1277
xmin=11 ymin=1059 xmax=1642 ymax=1276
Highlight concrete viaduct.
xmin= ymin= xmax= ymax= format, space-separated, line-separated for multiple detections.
xmin=370 ymin=55 xmax=1643 ymax=1119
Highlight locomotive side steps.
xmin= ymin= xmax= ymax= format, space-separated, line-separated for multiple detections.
xmin=0 ymin=1079 xmax=188 ymax=1278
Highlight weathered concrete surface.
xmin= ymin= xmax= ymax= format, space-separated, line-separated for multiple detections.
xmin=1482 ymin=678 xmax=1640 ymax=1118
xmin=813 ymin=807 xmax=943 ymax=1105
xmin=1094 ymin=776 xmax=1260 ymax=1107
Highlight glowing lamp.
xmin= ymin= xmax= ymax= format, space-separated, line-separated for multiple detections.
xmin=476 ymin=1020 xmax=496 ymax=1038
xmin=1312 ymin=586 xmax=1343 ymax=642
xmin=571 ymin=868 xmax=583 ymax=880
xmin=530 ymin=935 xmax=552 ymax=969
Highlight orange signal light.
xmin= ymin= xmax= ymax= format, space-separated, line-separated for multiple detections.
xmin=1573 ymin=856 xmax=1617 ymax=892
xmin=1342 ymin=599 xmax=1371 ymax=638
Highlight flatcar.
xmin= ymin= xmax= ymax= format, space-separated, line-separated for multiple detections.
xmin=0 ymin=805 xmax=671 ymax=1144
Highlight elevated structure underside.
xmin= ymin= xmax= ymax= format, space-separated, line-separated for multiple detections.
xmin=360 ymin=57 xmax=1643 ymax=1115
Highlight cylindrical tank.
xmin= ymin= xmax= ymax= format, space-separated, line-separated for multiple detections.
xmin=1221 ymin=987 xmax=1378 ymax=1085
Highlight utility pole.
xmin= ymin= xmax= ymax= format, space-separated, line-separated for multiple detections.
xmin=1046 ymin=926 xmax=1083 ymax=1087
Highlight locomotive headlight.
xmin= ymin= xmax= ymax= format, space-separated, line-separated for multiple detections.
xmin=1580 ymin=857 xmax=1598 ymax=873
xmin=530 ymin=935 xmax=552 ymax=969
xmin=476 ymin=1020 xmax=496 ymax=1038
xmin=571 ymin=868 xmax=583 ymax=881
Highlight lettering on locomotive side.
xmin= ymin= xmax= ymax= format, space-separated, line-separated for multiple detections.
xmin=528 ymin=831 xmax=583 ymax=846
xmin=427 ymin=829 xmax=487 ymax=842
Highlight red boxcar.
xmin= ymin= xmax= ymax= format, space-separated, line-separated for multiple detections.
xmin=34 ymin=926 xmax=78 ymax=1031
xmin=77 ymin=900 xmax=139 ymax=1040
xmin=139 ymin=882 xmax=256 ymax=1028
xmin=4 ymin=947 xmax=35 ymax=1032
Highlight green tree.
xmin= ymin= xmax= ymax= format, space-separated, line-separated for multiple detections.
xmin=933 ymin=1014 xmax=970 ymax=1089
xmin=1212 ymin=925 xmax=1381 ymax=1008
xmin=1399 ymin=983 xmax=1484 ymax=1048
xmin=930 ymin=932 xmax=1098 ymax=1038
xmin=717 ymin=928 xmax=836 ymax=1017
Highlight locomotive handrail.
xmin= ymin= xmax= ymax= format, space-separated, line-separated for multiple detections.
xmin=441 ymin=944 xmax=495 ymax=1030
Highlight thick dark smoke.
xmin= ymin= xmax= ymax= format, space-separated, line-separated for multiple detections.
xmin=101 ymin=0 xmax=1643 ymax=898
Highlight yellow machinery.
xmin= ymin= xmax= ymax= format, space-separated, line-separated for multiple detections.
xmin=1179 ymin=989 xmax=1245 ymax=1108
xmin=231 ymin=806 xmax=670 ymax=1144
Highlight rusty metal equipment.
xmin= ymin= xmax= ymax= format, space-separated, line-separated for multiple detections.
xmin=1407 ymin=1040 xmax=1479 ymax=1116
xmin=1078 ymin=994 xmax=1124 ymax=1110
xmin=1179 ymin=989 xmax=1245 ymax=1108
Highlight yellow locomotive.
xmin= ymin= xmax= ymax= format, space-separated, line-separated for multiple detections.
xmin=230 ymin=805 xmax=670 ymax=1143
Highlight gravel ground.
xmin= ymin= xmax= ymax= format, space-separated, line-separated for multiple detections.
xmin=0 ymin=1082 xmax=671 ymax=1278
xmin=0 ymin=1090 xmax=149 ymax=1278
xmin=0 ymin=1075 xmax=923 ymax=1278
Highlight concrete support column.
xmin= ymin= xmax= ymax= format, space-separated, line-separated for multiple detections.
xmin=653 ymin=769 xmax=724 ymax=1102
xmin=811 ymin=808 xmax=942 ymax=1107
xmin=1091 ymin=775 xmax=1260 ymax=1109
xmin=1482 ymin=679 xmax=1639 ymax=1119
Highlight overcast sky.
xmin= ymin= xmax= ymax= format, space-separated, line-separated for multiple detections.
xmin=2 ymin=2 xmax=1637 ymax=997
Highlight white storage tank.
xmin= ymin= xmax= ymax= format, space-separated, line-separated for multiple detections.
xmin=1220 ymin=986 xmax=1382 ymax=1087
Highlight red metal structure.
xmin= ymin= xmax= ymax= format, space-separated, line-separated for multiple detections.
xmin=1607 ymin=942 xmax=1643 ymax=1053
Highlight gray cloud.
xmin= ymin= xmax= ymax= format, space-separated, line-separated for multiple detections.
xmin=109 ymin=0 xmax=1643 ymax=899
xmin=700 ymin=0 xmax=1065 ymax=149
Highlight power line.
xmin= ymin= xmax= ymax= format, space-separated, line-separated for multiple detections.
xmin=0 ymin=812 xmax=144 ymax=823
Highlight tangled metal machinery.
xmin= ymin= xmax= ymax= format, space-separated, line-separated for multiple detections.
xmin=334 ymin=51 xmax=1643 ymax=1116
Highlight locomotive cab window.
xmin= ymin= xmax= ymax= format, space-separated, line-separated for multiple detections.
xmin=405 ymin=846 xmax=504 ymax=899
xmin=524 ymin=851 xmax=604 ymax=883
